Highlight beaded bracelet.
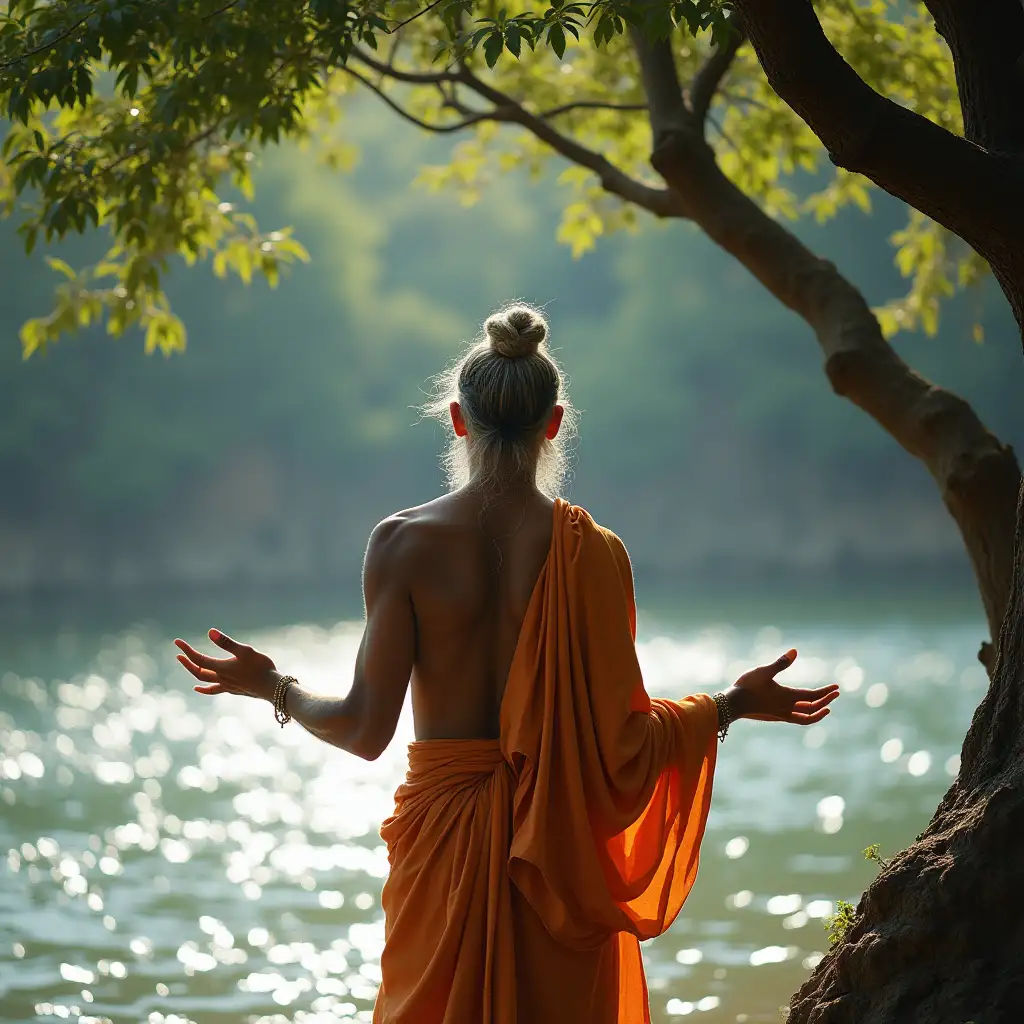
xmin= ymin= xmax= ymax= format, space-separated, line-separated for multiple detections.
xmin=272 ymin=675 xmax=297 ymax=727
xmin=712 ymin=691 xmax=734 ymax=742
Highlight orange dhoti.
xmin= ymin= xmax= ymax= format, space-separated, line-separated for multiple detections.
xmin=373 ymin=502 xmax=719 ymax=1023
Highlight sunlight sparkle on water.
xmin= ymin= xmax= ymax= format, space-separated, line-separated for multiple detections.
xmin=803 ymin=725 xmax=827 ymax=749
xmin=0 ymin=611 xmax=987 ymax=1023
xmin=726 ymin=890 xmax=753 ymax=909
xmin=834 ymin=658 xmax=864 ymax=692
xmin=880 ymin=738 xmax=903 ymax=762
xmin=749 ymin=945 xmax=796 ymax=966
xmin=766 ymin=894 xmax=802 ymax=916
xmin=865 ymin=682 xmax=889 ymax=707
xmin=724 ymin=836 xmax=748 ymax=859
xmin=815 ymin=795 xmax=844 ymax=834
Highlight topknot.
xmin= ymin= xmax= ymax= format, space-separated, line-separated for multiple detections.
xmin=484 ymin=304 xmax=548 ymax=359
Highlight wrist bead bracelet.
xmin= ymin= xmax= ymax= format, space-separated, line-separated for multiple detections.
xmin=712 ymin=691 xmax=734 ymax=742
xmin=272 ymin=675 xmax=297 ymax=727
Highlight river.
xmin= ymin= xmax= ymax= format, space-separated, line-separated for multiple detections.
xmin=0 ymin=589 xmax=988 ymax=1023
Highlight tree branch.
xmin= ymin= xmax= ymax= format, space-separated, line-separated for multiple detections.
xmin=351 ymin=48 xmax=459 ymax=85
xmin=387 ymin=0 xmax=448 ymax=35
xmin=731 ymin=0 xmax=1024 ymax=311
xmin=627 ymin=27 xmax=694 ymax=147
xmin=347 ymin=51 xmax=683 ymax=218
xmin=0 ymin=14 xmax=92 ymax=70
xmin=453 ymin=63 xmax=688 ymax=219
xmin=627 ymin=32 xmax=1018 ymax=654
xmin=537 ymin=100 xmax=647 ymax=118
xmin=342 ymin=67 xmax=493 ymax=133
xmin=202 ymin=0 xmax=243 ymax=20
xmin=922 ymin=0 xmax=1024 ymax=154
xmin=689 ymin=23 xmax=746 ymax=127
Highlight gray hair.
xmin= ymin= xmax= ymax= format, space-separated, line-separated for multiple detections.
xmin=423 ymin=303 xmax=577 ymax=496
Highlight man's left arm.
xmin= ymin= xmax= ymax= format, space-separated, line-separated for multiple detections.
xmin=284 ymin=517 xmax=416 ymax=759
xmin=175 ymin=516 xmax=417 ymax=761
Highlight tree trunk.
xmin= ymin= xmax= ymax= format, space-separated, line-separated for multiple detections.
xmin=731 ymin=0 xmax=1024 ymax=337
xmin=723 ymin=2 xmax=1024 ymax=1019
xmin=790 ymin=482 xmax=1024 ymax=1023
xmin=627 ymin=33 xmax=1020 ymax=666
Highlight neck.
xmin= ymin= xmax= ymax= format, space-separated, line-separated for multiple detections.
xmin=464 ymin=462 xmax=540 ymax=500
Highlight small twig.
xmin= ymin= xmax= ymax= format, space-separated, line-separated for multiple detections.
xmin=98 ymin=121 xmax=223 ymax=177
xmin=720 ymin=89 xmax=772 ymax=111
xmin=706 ymin=112 xmax=739 ymax=151
xmin=689 ymin=23 xmax=746 ymax=127
xmin=383 ymin=25 xmax=403 ymax=72
xmin=352 ymin=47 xmax=459 ymax=85
xmin=387 ymin=0 xmax=448 ymax=34
xmin=538 ymin=100 xmax=647 ymax=118
xmin=0 ymin=14 xmax=92 ymax=71
xmin=456 ymin=61 xmax=688 ymax=218
xmin=440 ymin=85 xmax=488 ymax=119
xmin=201 ymin=0 xmax=242 ymax=21
xmin=342 ymin=66 xmax=496 ymax=133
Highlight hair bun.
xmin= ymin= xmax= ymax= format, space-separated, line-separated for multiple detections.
xmin=484 ymin=304 xmax=548 ymax=359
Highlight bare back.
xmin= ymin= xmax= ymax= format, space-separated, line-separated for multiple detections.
xmin=391 ymin=489 xmax=556 ymax=741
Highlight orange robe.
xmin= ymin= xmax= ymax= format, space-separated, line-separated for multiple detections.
xmin=373 ymin=500 xmax=719 ymax=1024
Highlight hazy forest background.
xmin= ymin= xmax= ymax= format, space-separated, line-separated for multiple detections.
xmin=2 ymin=97 xmax=1022 ymax=603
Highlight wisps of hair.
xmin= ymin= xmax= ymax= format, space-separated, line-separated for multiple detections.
xmin=421 ymin=302 xmax=577 ymax=497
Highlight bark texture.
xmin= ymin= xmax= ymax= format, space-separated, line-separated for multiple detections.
xmin=788 ymin=485 xmax=1024 ymax=1024
xmin=726 ymin=2 xmax=1024 ymax=1021
xmin=628 ymin=31 xmax=1020 ymax=662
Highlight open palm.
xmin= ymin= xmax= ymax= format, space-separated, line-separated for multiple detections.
xmin=174 ymin=628 xmax=278 ymax=702
xmin=732 ymin=649 xmax=840 ymax=725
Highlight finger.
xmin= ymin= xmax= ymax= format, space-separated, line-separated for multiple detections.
xmin=789 ymin=707 xmax=831 ymax=725
xmin=174 ymin=638 xmax=230 ymax=670
xmin=764 ymin=648 xmax=798 ymax=675
xmin=792 ymin=691 xmax=841 ymax=712
xmin=193 ymin=683 xmax=228 ymax=695
xmin=786 ymin=684 xmax=841 ymax=700
xmin=209 ymin=628 xmax=252 ymax=658
xmin=791 ymin=700 xmax=834 ymax=716
xmin=176 ymin=654 xmax=220 ymax=683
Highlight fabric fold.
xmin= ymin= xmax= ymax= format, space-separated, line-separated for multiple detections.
xmin=373 ymin=500 xmax=719 ymax=1024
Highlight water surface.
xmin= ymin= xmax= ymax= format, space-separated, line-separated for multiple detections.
xmin=0 ymin=593 xmax=987 ymax=1023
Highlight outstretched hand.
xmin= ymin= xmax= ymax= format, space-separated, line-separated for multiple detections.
xmin=729 ymin=649 xmax=839 ymax=725
xmin=174 ymin=629 xmax=278 ymax=702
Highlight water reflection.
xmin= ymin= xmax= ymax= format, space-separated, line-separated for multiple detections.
xmin=0 ymin=611 xmax=986 ymax=1023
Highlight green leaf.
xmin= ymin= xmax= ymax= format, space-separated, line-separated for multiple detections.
xmin=505 ymin=23 xmax=522 ymax=58
xmin=43 ymin=256 xmax=77 ymax=280
xmin=482 ymin=30 xmax=504 ymax=68
xmin=547 ymin=22 xmax=565 ymax=59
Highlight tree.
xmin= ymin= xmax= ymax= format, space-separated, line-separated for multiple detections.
xmin=1 ymin=1 xmax=1017 ymax=665
xmin=2 ymin=4 xmax=1021 ymax=1012
xmin=723 ymin=1 xmax=1024 ymax=1020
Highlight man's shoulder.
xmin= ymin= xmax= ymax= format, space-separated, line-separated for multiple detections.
xmin=365 ymin=495 xmax=461 ymax=564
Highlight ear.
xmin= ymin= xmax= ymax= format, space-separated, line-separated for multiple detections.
xmin=450 ymin=401 xmax=468 ymax=438
xmin=545 ymin=404 xmax=564 ymax=440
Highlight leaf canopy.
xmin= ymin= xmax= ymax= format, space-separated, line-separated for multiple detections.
xmin=0 ymin=0 xmax=983 ymax=355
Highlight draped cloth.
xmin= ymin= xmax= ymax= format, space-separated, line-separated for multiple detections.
xmin=373 ymin=500 xmax=719 ymax=1024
